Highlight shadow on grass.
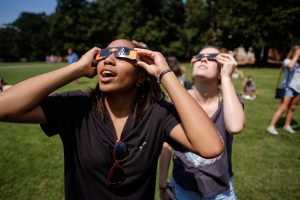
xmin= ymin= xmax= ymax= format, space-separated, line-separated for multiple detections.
xmin=276 ymin=117 xmax=298 ymax=128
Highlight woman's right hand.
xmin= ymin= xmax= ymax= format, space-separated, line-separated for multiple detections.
xmin=77 ymin=47 xmax=100 ymax=78
xmin=295 ymin=48 xmax=300 ymax=57
xmin=217 ymin=53 xmax=237 ymax=78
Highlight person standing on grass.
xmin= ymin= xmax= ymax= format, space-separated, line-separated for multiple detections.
xmin=159 ymin=46 xmax=245 ymax=200
xmin=67 ymin=48 xmax=79 ymax=86
xmin=0 ymin=39 xmax=224 ymax=200
xmin=267 ymin=45 xmax=300 ymax=135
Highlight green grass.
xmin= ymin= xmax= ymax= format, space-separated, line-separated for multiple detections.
xmin=1 ymin=63 xmax=300 ymax=200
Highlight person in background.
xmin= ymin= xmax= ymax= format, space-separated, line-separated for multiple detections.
xmin=166 ymin=56 xmax=185 ymax=86
xmin=131 ymin=40 xmax=149 ymax=49
xmin=234 ymin=46 xmax=248 ymax=65
xmin=67 ymin=48 xmax=79 ymax=86
xmin=67 ymin=48 xmax=79 ymax=64
xmin=267 ymin=45 xmax=300 ymax=135
xmin=246 ymin=47 xmax=256 ymax=65
xmin=0 ymin=77 xmax=6 ymax=92
xmin=0 ymin=77 xmax=12 ymax=92
xmin=242 ymin=76 xmax=256 ymax=100
xmin=159 ymin=46 xmax=245 ymax=200
xmin=0 ymin=39 xmax=224 ymax=200
xmin=231 ymin=68 xmax=244 ymax=79
xmin=224 ymin=48 xmax=244 ymax=80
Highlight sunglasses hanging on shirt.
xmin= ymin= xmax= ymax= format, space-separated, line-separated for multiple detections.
xmin=107 ymin=140 xmax=129 ymax=185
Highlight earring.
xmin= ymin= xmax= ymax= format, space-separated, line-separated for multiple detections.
xmin=136 ymin=82 xmax=141 ymax=87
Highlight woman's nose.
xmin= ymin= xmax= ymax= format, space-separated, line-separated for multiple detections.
xmin=200 ymin=57 xmax=208 ymax=62
xmin=104 ymin=54 xmax=115 ymax=65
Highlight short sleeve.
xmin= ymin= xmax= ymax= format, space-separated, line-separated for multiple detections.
xmin=40 ymin=90 xmax=91 ymax=137
xmin=283 ymin=58 xmax=291 ymax=67
xmin=157 ymin=101 xmax=184 ymax=150
xmin=157 ymin=100 xmax=181 ymax=137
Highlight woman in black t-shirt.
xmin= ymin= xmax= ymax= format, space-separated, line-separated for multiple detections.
xmin=0 ymin=39 xmax=224 ymax=200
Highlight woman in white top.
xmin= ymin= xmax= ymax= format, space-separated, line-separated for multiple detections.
xmin=267 ymin=45 xmax=300 ymax=135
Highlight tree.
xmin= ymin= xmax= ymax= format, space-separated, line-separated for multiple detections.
xmin=49 ymin=0 xmax=89 ymax=55
xmin=0 ymin=0 xmax=299 ymax=63
xmin=214 ymin=0 xmax=300 ymax=62
xmin=0 ymin=26 xmax=18 ymax=61
xmin=182 ymin=0 xmax=212 ymax=59
xmin=11 ymin=12 xmax=50 ymax=60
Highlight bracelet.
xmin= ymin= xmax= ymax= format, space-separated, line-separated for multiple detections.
xmin=159 ymin=183 xmax=172 ymax=193
xmin=158 ymin=69 xmax=173 ymax=83
xmin=159 ymin=185 xmax=168 ymax=193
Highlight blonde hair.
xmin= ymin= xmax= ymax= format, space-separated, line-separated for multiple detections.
xmin=287 ymin=45 xmax=300 ymax=59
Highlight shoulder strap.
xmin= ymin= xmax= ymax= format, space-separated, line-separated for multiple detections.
xmin=275 ymin=65 xmax=284 ymax=88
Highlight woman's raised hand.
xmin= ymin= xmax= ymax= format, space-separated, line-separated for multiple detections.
xmin=135 ymin=48 xmax=170 ymax=79
xmin=295 ymin=48 xmax=300 ymax=57
xmin=77 ymin=47 xmax=100 ymax=78
xmin=216 ymin=53 xmax=237 ymax=78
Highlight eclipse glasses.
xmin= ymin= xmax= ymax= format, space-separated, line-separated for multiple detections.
xmin=191 ymin=53 xmax=219 ymax=63
xmin=92 ymin=46 xmax=138 ymax=67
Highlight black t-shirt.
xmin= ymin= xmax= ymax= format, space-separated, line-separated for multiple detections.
xmin=173 ymin=99 xmax=238 ymax=197
xmin=40 ymin=90 xmax=180 ymax=200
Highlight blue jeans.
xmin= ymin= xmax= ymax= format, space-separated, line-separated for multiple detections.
xmin=285 ymin=87 xmax=300 ymax=97
xmin=171 ymin=177 xmax=238 ymax=200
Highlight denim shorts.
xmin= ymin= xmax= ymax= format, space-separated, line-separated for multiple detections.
xmin=171 ymin=177 xmax=238 ymax=200
xmin=285 ymin=87 xmax=300 ymax=97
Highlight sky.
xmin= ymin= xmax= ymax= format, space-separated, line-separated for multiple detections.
xmin=0 ymin=0 xmax=57 ymax=26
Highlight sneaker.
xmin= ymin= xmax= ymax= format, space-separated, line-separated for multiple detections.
xmin=283 ymin=125 xmax=295 ymax=134
xmin=267 ymin=126 xmax=278 ymax=135
xmin=242 ymin=95 xmax=251 ymax=100
xmin=249 ymin=95 xmax=256 ymax=100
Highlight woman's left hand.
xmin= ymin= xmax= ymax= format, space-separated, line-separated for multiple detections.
xmin=216 ymin=53 xmax=237 ymax=78
xmin=134 ymin=48 xmax=170 ymax=79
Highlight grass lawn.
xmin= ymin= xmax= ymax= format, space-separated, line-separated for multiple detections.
xmin=1 ymin=62 xmax=300 ymax=200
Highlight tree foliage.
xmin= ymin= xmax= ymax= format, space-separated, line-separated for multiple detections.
xmin=5 ymin=12 xmax=49 ymax=60
xmin=0 ymin=0 xmax=299 ymax=62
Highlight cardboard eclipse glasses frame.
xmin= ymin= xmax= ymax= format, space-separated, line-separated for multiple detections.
xmin=191 ymin=53 xmax=219 ymax=63
xmin=92 ymin=47 xmax=139 ymax=67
